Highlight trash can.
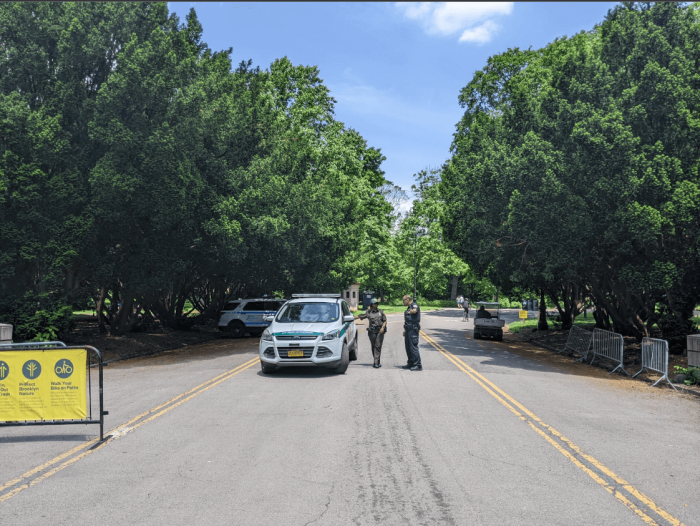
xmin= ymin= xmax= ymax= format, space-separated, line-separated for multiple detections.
xmin=0 ymin=323 xmax=12 ymax=344
xmin=361 ymin=291 xmax=375 ymax=310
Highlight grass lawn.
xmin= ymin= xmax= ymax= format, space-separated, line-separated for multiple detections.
xmin=508 ymin=313 xmax=598 ymax=333
xmin=355 ymin=305 xmax=443 ymax=315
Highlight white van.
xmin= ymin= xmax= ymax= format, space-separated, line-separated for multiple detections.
xmin=218 ymin=298 xmax=287 ymax=338
xmin=259 ymin=294 xmax=357 ymax=374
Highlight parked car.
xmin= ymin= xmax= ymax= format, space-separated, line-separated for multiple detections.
xmin=218 ymin=298 xmax=287 ymax=338
xmin=259 ymin=293 xmax=357 ymax=374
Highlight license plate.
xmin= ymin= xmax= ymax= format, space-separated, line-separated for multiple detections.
xmin=288 ymin=350 xmax=304 ymax=357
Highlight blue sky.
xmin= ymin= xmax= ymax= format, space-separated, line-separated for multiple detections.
xmin=167 ymin=2 xmax=618 ymax=200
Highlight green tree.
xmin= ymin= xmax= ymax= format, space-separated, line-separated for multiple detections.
xmin=0 ymin=3 xmax=391 ymax=337
xmin=441 ymin=2 xmax=700 ymax=349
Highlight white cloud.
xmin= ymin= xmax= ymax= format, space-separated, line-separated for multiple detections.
xmin=395 ymin=2 xmax=513 ymax=43
xmin=458 ymin=21 xmax=500 ymax=44
xmin=397 ymin=2 xmax=433 ymax=20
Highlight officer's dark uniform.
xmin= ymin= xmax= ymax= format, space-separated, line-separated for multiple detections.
xmin=404 ymin=301 xmax=421 ymax=369
xmin=358 ymin=306 xmax=387 ymax=367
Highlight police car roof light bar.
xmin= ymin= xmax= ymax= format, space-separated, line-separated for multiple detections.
xmin=292 ymin=293 xmax=342 ymax=298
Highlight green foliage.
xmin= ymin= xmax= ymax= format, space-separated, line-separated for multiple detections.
xmin=673 ymin=366 xmax=700 ymax=386
xmin=20 ymin=306 xmax=75 ymax=342
xmin=509 ymin=313 xmax=596 ymax=333
xmin=0 ymin=292 xmax=74 ymax=341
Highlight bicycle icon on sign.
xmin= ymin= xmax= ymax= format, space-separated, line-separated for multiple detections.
xmin=54 ymin=359 xmax=74 ymax=379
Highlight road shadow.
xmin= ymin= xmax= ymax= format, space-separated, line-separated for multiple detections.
xmin=107 ymin=337 xmax=259 ymax=369
xmin=0 ymin=434 xmax=94 ymax=443
xmin=255 ymin=366 xmax=352 ymax=379
xmin=422 ymin=326 xmax=643 ymax=382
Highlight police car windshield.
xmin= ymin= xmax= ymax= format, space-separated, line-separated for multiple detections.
xmin=276 ymin=302 xmax=339 ymax=323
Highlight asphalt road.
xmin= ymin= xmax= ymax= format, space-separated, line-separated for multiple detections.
xmin=1 ymin=309 xmax=698 ymax=525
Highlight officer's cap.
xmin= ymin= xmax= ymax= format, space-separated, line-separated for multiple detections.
xmin=370 ymin=298 xmax=379 ymax=304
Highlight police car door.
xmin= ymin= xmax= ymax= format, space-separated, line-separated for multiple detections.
xmin=341 ymin=301 xmax=355 ymax=343
xmin=242 ymin=300 xmax=265 ymax=327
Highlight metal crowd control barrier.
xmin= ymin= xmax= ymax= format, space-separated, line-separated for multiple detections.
xmin=589 ymin=328 xmax=629 ymax=376
xmin=0 ymin=341 xmax=67 ymax=349
xmin=633 ymin=337 xmax=676 ymax=390
xmin=557 ymin=326 xmax=593 ymax=362
xmin=0 ymin=341 xmax=107 ymax=440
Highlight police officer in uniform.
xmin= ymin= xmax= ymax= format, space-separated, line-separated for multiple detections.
xmin=354 ymin=298 xmax=387 ymax=368
xmin=402 ymin=294 xmax=422 ymax=370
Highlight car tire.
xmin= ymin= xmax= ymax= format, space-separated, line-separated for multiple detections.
xmin=473 ymin=331 xmax=481 ymax=340
xmin=333 ymin=342 xmax=350 ymax=374
xmin=249 ymin=329 xmax=264 ymax=337
xmin=349 ymin=336 xmax=358 ymax=361
xmin=228 ymin=320 xmax=246 ymax=339
xmin=496 ymin=330 xmax=503 ymax=342
xmin=260 ymin=360 xmax=276 ymax=374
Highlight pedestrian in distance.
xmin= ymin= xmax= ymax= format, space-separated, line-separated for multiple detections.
xmin=402 ymin=294 xmax=422 ymax=371
xmin=354 ymin=298 xmax=387 ymax=368
xmin=463 ymin=299 xmax=470 ymax=321
xmin=457 ymin=295 xmax=463 ymax=308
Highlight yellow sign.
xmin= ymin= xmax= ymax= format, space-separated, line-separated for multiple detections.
xmin=519 ymin=310 xmax=528 ymax=319
xmin=0 ymin=349 xmax=87 ymax=422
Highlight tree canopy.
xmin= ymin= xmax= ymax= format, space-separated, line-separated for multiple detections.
xmin=441 ymin=2 xmax=700 ymax=349
xmin=0 ymin=2 xmax=391 ymax=335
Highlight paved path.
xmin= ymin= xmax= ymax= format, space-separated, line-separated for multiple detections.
xmin=1 ymin=309 xmax=698 ymax=525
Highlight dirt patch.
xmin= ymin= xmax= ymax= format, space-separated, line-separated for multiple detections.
xmin=503 ymin=326 xmax=700 ymax=398
xmin=61 ymin=315 xmax=232 ymax=363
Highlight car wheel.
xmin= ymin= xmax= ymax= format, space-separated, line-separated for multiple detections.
xmin=260 ymin=360 xmax=276 ymax=374
xmin=496 ymin=330 xmax=503 ymax=342
xmin=249 ymin=329 xmax=264 ymax=337
xmin=349 ymin=336 xmax=358 ymax=361
xmin=333 ymin=342 xmax=350 ymax=374
xmin=473 ymin=331 xmax=480 ymax=340
xmin=228 ymin=320 xmax=246 ymax=339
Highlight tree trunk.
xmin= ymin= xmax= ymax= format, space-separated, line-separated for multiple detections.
xmin=537 ymin=289 xmax=548 ymax=330
xmin=96 ymin=286 xmax=108 ymax=335
xmin=111 ymin=295 xmax=134 ymax=336
xmin=450 ymin=275 xmax=458 ymax=300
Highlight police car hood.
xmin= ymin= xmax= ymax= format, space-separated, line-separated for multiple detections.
xmin=272 ymin=323 xmax=328 ymax=336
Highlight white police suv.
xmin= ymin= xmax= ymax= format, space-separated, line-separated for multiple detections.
xmin=259 ymin=294 xmax=357 ymax=374
xmin=218 ymin=298 xmax=287 ymax=338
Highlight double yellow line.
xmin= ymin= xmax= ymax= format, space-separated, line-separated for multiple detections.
xmin=421 ymin=331 xmax=685 ymax=526
xmin=0 ymin=357 xmax=258 ymax=503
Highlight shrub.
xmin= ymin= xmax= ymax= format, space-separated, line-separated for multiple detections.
xmin=673 ymin=366 xmax=700 ymax=385
xmin=17 ymin=306 xmax=75 ymax=341
xmin=0 ymin=293 xmax=75 ymax=342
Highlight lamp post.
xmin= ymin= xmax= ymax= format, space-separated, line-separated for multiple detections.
xmin=413 ymin=226 xmax=427 ymax=300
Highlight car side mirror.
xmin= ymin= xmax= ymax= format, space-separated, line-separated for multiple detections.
xmin=343 ymin=315 xmax=355 ymax=323
xmin=264 ymin=315 xmax=275 ymax=322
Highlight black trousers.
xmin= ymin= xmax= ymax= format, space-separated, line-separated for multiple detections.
xmin=368 ymin=331 xmax=384 ymax=365
xmin=404 ymin=329 xmax=421 ymax=366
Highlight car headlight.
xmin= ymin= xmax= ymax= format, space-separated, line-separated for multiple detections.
xmin=262 ymin=329 xmax=273 ymax=341
xmin=322 ymin=329 xmax=341 ymax=341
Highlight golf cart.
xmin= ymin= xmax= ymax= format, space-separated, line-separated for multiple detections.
xmin=473 ymin=302 xmax=505 ymax=341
